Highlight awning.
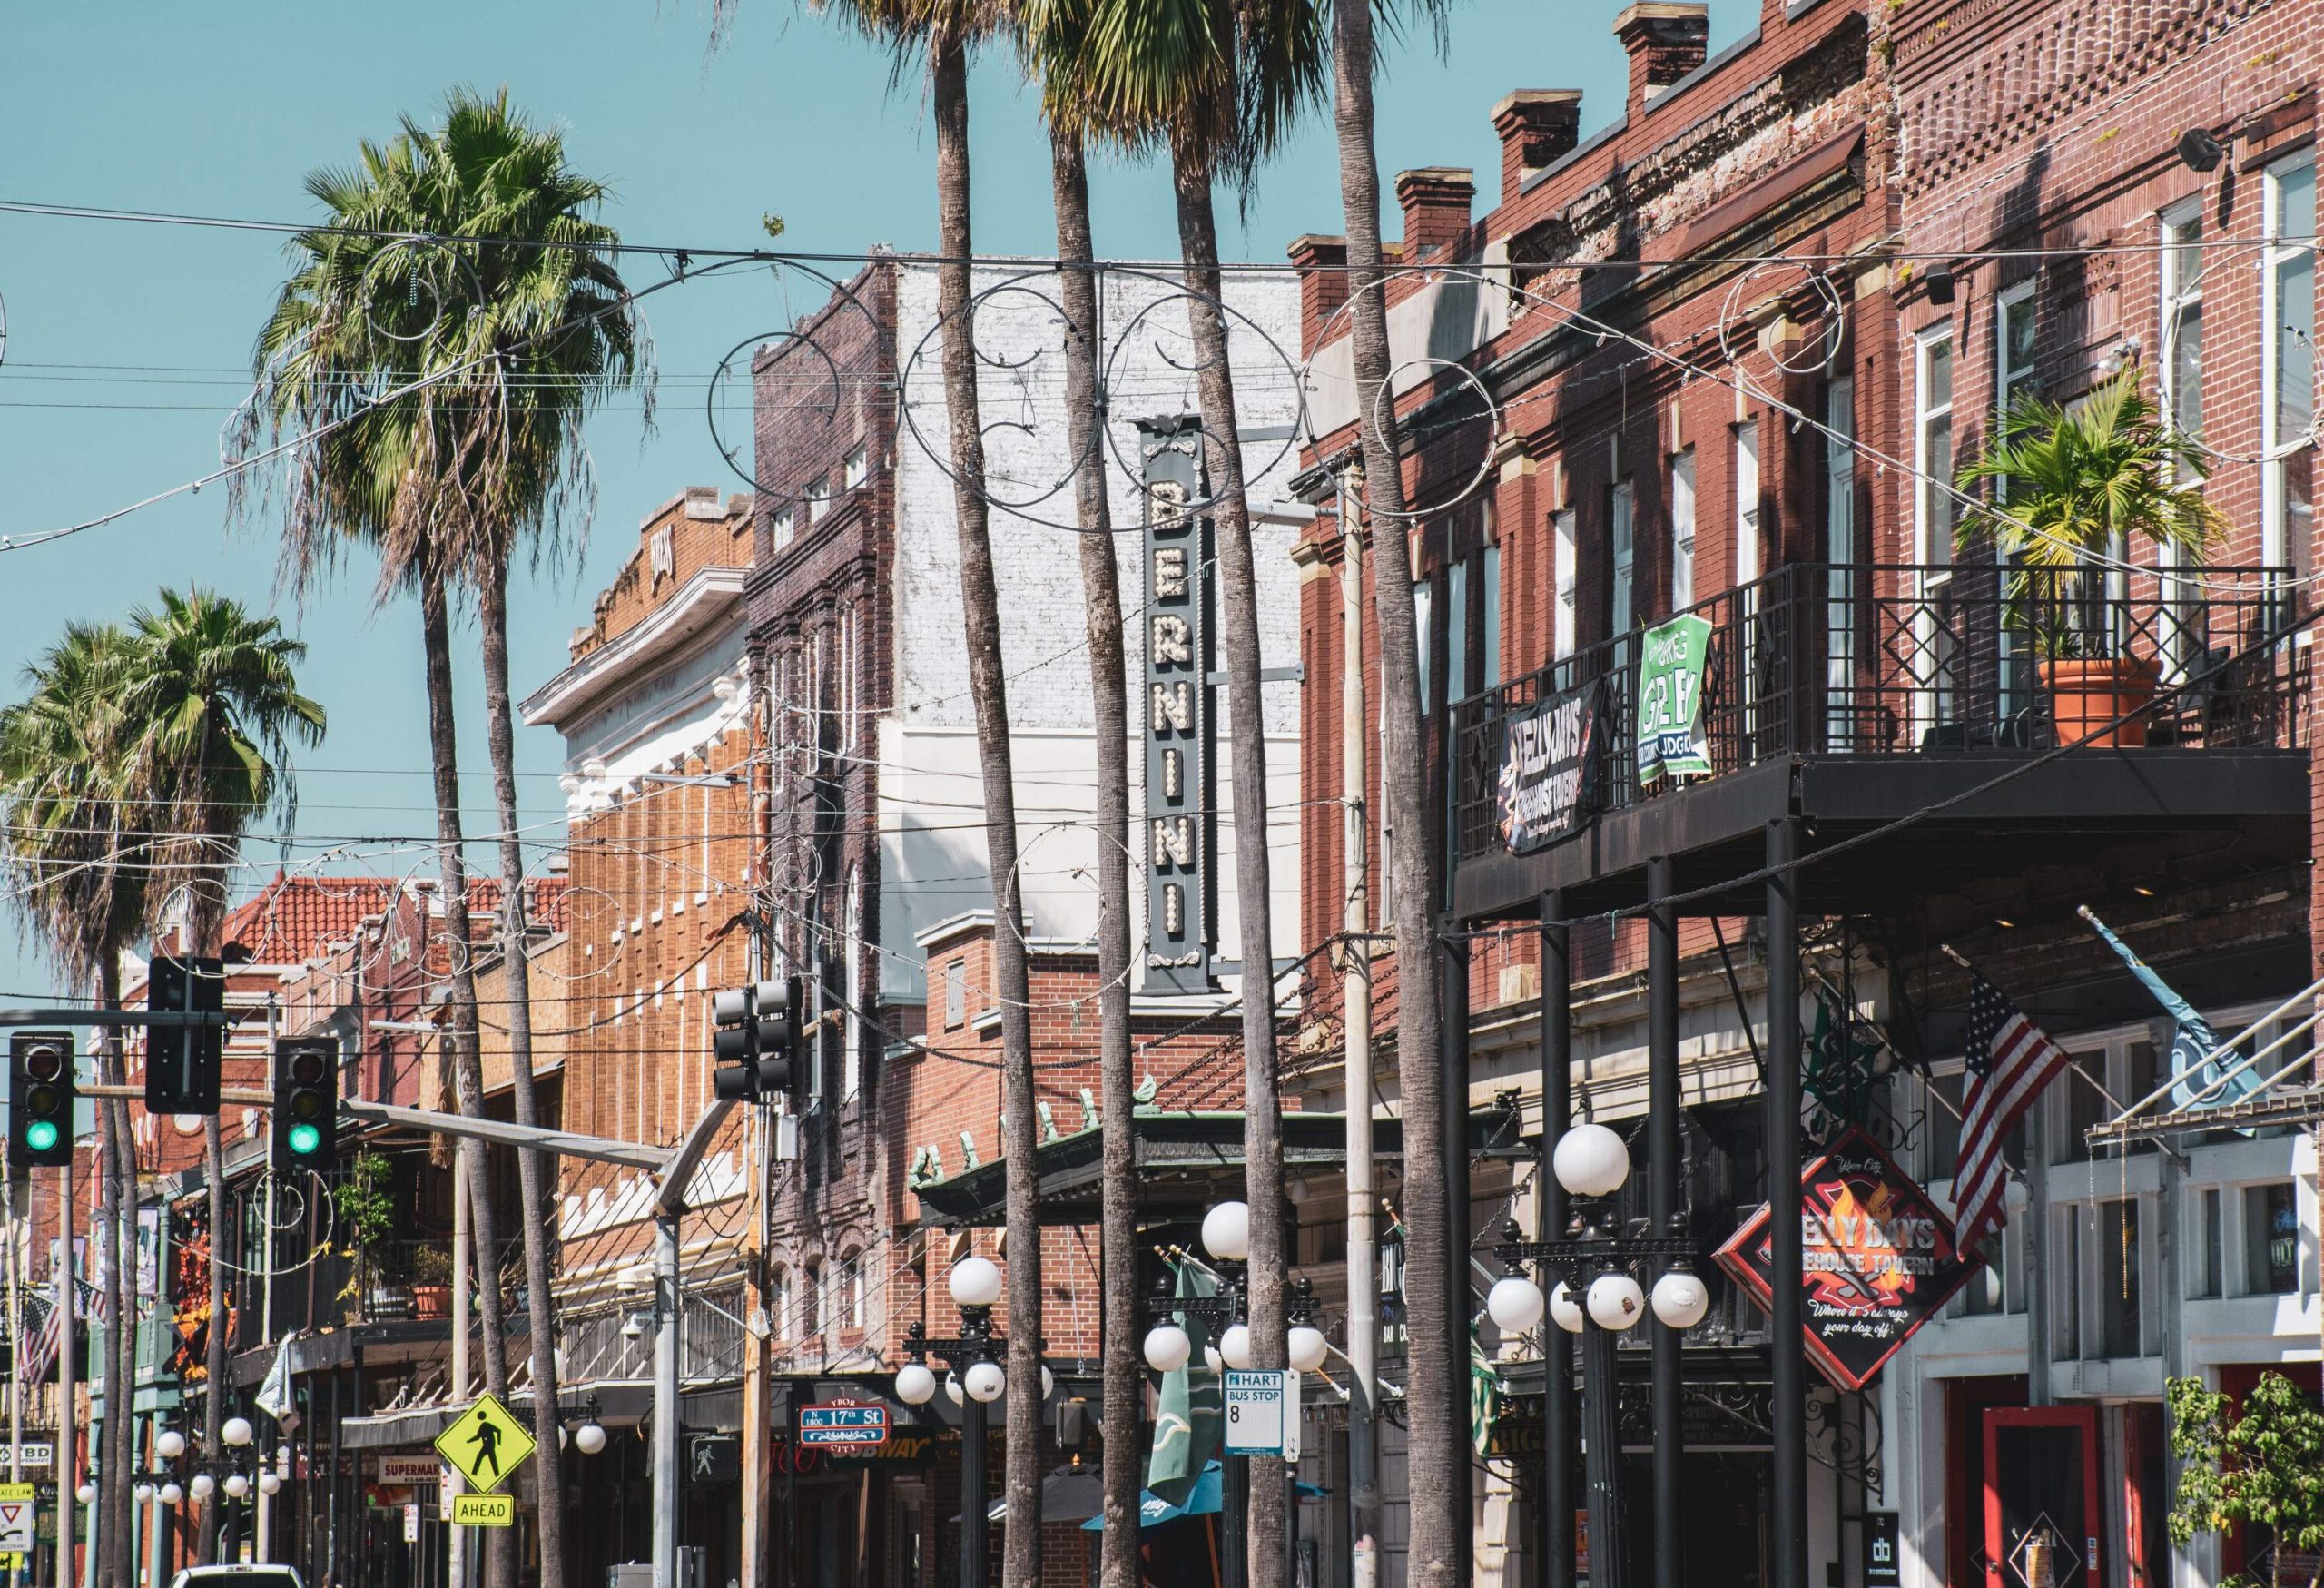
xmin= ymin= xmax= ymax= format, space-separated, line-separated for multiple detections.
xmin=339 ymin=1380 xmax=655 ymax=1450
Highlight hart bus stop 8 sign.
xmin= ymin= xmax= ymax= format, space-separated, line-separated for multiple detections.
xmin=1223 ymin=1370 xmax=1299 ymax=1459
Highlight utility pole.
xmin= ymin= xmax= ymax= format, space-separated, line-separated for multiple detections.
xmin=255 ymin=998 xmax=278 ymax=1562
xmin=56 ymin=1151 xmax=74 ymax=1588
xmin=1337 ymin=474 xmax=1381 ymax=1588
xmin=447 ymin=1023 xmax=470 ymax=1588
xmin=7 ymin=1169 xmax=23 ymax=1588
xmin=652 ymin=1100 xmax=734 ymax=1588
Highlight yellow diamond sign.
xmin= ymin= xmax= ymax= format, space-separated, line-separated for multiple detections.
xmin=433 ymin=1392 xmax=535 ymax=1496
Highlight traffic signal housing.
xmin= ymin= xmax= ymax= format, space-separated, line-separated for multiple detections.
xmin=10 ymin=1032 xmax=74 ymax=1169
xmin=712 ymin=976 xmax=804 ymax=1101
xmin=146 ymin=955 xmax=225 ymax=1114
xmin=272 ymin=1037 xmax=339 ymax=1172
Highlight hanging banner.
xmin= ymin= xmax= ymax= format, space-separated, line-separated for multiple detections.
xmin=1636 ymin=614 xmax=1714 ymax=785
xmin=1496 ymin=680 xmax=1600 ymax=852
xmin=1715 ymin=1126 xmax=1982 ymax=1392
xmin=1137 ymin=416 xmax=1218 ymax=994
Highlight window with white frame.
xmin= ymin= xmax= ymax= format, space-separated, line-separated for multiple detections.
xmin=769 ymin=1266 xmax=792 ymax=1338
xmin=1732 ymin=427 xmax=1760 ymax=586
xmin=2265 ymin=155 xmax=2316 ymax=574
xmin=1482 ymin=539 xmax=1502 ymax=690
xmin=773 ymin=506 xmax=796 ymax=551
xmin=843 ymin=445 xmax=869 ymax=491
xmin=841 ymin=1249 xmax=865 ymax=1331
xmin=2243 ymin=1181 xmax=2300 ymax=1295
xmin=1446 ymin=557 xmax=1469 ymax=707
xmin=1552 ymin=508 xmax=1579 ymax=661
xmin=2159 ymin=202 xmax=2208 ymax=679
xmin=1994 ymin=283 xmax=2038 ymax=454
xmin=1414 ymin=580 xmax=1433 ymax=714
xmin=1669 ymin=448 xmax=1698 ymax=609
xmin=805 ymin=476 xmax=831 ymax=523
xmin=1915 ymin=326 xmax=1956 ymax=570
xmin=1610 ymin=480 xmax=1635 ymax=646
xmin=843 ymin=867 xmax=863 ymax=1101
xmin=943 ymin=959 xmax=967 ymax=1029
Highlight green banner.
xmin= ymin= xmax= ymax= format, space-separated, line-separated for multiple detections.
xmin=1147 ymin=1264 xmax=1223 ymax=1507
xmin=1636 ymin=614 xmax=1714 ymax=785
xmin=1470 ymin=1332 xmax=1500 ymax=1459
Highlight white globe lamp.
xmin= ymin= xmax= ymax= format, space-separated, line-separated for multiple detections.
xmin=133 ymin=1484 xmax=154 ymax=1505
xmin=1549 ymin=1282 xmax=1586 ymax=1335
xmin=74 ymin=1483 xmax=95 ymax=1505
xmin=1203 ymin=1345 xmax=1225 ymax=1375
xmin=948 ymin=1256 xmax=1003 ymax=1309
xmin=1200 ymin=1202 xmax=1251 ymax=1264
xmin=1142 ymin=1323 xmax=1192 ymax=1373
xmin=944 ymin=1373 xmax=964 ymax=1406
xmin=257 ymin=1471 xmax=281 ymax=1496
xmin=1487 ymin=1276 xmax=1547 ymax=1335
xmin=1552 ymin=1124 xmax=1631 ymax=1199
xmin=575 ymin=1423 xmax=607 ymax=1456
xmin=155 ymin=1431 xmax=186 ymax=1461
xmin=963 ymin=1361 xmax=1006 ymax=1404
xmin=1586 ymin=1273 xmax=1647 ymax=1332
xmin=223 ymin=1475 xmax=250 ymax=1500
xmin=222 ymin=1416 xmax=254 ymax=1447
xmin=1217 ymin=1323 xmax=1254 ymax=1371
xmin=1039 ymin=1365 xmax=1056 ymax=1399
xmin=189 ymin=1474 xmax=215 ymax=1501
xmin=1650 ymin=1270 xmax=1711 ymax=1331
xmin=1286 ymin=1325 xmax=1329 ymax=1374
xmin=159 ymin=1483 xmax=182 ymax=1506
xmin=895 ymin=1363 xmax=938 ymax=1406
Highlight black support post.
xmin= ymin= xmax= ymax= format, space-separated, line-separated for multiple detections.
xmin=1441 ymin=924 xmax=1473 ymax=1587
xmin=1580 ymin=1312 xmax=1628 ymax=1588
xmin=1766 ymin=818 xmax=1807 ymax=1588
xmin=960 ymin=1393 xmax=987 ymax=1588
xmin=1539 ymin=891 xmax=1573 ymax=1588
xmin=1646 ymin=855 xmax=1681 ymax=1588
xmin=1220 ymin=1447 xmax=1246 ymax=1588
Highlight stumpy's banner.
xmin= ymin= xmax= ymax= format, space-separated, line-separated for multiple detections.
xmin=1715 ymin=1127 xmax=1982 ymax=1392
xmin=1496 ymin=680 xmax=1599 ymax=853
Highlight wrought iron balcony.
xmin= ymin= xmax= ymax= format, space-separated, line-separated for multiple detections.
xmin=1452 ymin=562 xmax=2306 ymax=873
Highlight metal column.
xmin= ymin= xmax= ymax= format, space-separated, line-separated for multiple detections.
xmin=1765 ymin=819 xmax=1807 ymax=1588
xmin=653 ymin=1208 xmax=681 ymax=1588
xmin=960 ymin=1394 xmax=987 ymax=1588
xmin=1538 ymin=891 xmax=1574 ymax=1588
xmin=1647 ymin=855 xmax=1681 ymax=1588
xmin=1580 ymin=1316 xmax=1628 ymax=1588
xmin=1440 ymin=926 xmax=1472 ymax=1587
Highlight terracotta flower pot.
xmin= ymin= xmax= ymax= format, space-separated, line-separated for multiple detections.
xmin=2041 ymin=656 xmax=2162 ymax=747
xmin=409 ymin=1285 xmax=451 ymax=1319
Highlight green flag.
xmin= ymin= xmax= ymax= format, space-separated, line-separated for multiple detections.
xmin=1636 ymin=614 xmax=1714 ymax=785
xmin=1471 ymin=1329 xmax=1501 ymax=1459
xmin=1147 ymin=1263 xmax=1223 ymax=1506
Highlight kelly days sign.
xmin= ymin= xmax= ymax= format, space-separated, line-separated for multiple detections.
xmin=1715 ymin=1127 xmax=1983 ymax=1392
xmin=1496 ymin=680 xmax=1600 ymax=853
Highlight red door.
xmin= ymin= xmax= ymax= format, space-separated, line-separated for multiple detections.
xmin=1982 ymin=1406 xmax=2104 ymax=1588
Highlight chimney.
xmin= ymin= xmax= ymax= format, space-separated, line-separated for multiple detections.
xmin=1614 ymin=3 xmax=1709 ymax=113
xmin=1286 ymin=234 xmax=1351 ymax=358
xmin=1394 ymin=168 xmax=1476 ymax=261
xmin=1491 ymin=91 xmax=1584 ymax=202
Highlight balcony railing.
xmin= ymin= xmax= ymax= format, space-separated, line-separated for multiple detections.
xmin=1454 ymin=563 xmax=2306 ymax=865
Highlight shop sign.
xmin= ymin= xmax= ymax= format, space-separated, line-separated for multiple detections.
xmin=1496 ymin=680 xmax=1600 ymax=853
xmin=802 ymin=1427 xmax=948 ymax=1468
xmin=797 ymin=1402 xmax=888 ymax=1447
xmin=1635 ymin=614 xmax=1713 ymax=785
xmin=1715 ymin=1127 xmax=1983 ymax=1392
xmin=1864 ymin=1511 xmax=1901 ymax=1588
xmin=1137 ymin=416 xmax=1217 ymax=994
xmin=377 ymin=1455 xmax=440 ymax=1487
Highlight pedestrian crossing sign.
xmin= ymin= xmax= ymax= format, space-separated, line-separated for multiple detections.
xmin=434 ymin=1392 xmax=536 ymax=1496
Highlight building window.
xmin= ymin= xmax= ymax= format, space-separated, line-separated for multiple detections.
xmin=1915 ymin=327 xmax=1955 ymax=568
xmin=2265 ymin=156 xmax=2316 ymax=574
xmin=843 ymin=867 xmax=863 ymax=1101
xmin=2244 ymin=1181 xmax=2299 ymax=1295
xmin=843 ymin=446 xmax=869 ymax=491
xmin=1414 ymin=580 xmax=1433 ymax=714
xmin=943 ymin=959 xmax=966 ymax=1029
xmin=841 ymin=1249 xmax=865 ymax=1332
xmin=1610 ymin=480 xmax=1635 ymax=646
xmin=769 ymin=1266 xmax=792 ymax=1339
xmin=809 ymin=1261 xmax=832 ymax=1336
xmin=1824 ymin=380 xmax=1858 ymax=745
xmin=1552 ymin=508 xmax=1578 ymax=661
xmin=1994 ymin=283 xmax=2038 ymax=459
xmin=2194 ymin=1186 xmax=2223 ymax=1298
xmin=2053 ymin=1214 xmax=2081 ymax=1359
xmin=773 ymin=507 xmax=795 ymax=551
xmin=1482 ymin=539 xmax=1501 ymax=690
xmin=1446 ymin=557 xmax=1470 ymax=707
xmin=1669 ymin=447 xmax=1697 ymax=609
xmin=1732 ymin=425 xmax=1761 ymax=585
xmin=2096 ymin=1199 xmax=2141 ymax=1358
xmin=2161 ymin=202 xmax=2206 ymax=456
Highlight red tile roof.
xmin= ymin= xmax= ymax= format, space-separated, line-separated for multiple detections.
xmin=202 ymin=872 xmax=570 ymax=966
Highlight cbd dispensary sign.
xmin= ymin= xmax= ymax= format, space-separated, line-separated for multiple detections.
xmin=1496 ymin=680 xmax=1599 ymax=853
xmin=1715 ymin=1127 xmax=1982 ymax=1392
xmin=1636 ymin=614 xmax=1713 ymax=785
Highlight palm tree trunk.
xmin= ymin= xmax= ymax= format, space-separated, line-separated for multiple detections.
xmin=419 ymin=568 xmax=516 ymax=1588
xmin=1329 ymin=5 xmax=1454 ymax=1583
xmin=94 ymin=959 xmax=130 ymax=1588
xmin=199 ymin=1114 xmax=226 ymax=1563
xmin=1048 ymin=126 xmax=1142 ymax=1588
xmin=478 ymin=567 xmax=566 ymax=1588
xmin=931 ymin=29 xmax=1044 ymax=1585
xmin=1168 ymin=136 xmax=1288 ymax=1588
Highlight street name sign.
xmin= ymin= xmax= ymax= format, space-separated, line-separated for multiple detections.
xmin=798 ymin=1402 xmax=888 ymax=1447
xmin=433 ymin=1393 xmax=535 ymax=1496
xmin=451 ymin=1494 xmax=515 ymax=1528
xmin=1223 ymin=1370 xmax=1294 ymax=1457
xmin=0 ymin=1485 xmax=33 ymax=1553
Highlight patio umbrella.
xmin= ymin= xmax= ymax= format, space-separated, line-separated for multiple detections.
xmin=1078 ymin=1462 xmax=1326 ymax=1529
xmin=980 ymin=1465 xmax=1106 ymax=1523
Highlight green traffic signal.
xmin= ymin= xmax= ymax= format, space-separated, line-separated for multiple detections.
xmin=287 ymin=1122 xmax=320 ymax=1156
xmin=24 ymin=1121 xmax=57 ymax=1153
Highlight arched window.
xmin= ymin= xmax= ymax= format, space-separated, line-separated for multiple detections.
xmin=841 ymin=1247 xmax=866 ymax=1333
xmin=768 ymin=1265 xmax=792 ymax=1340
xmin=809 ymin=1261 xmax=832 ymax=1338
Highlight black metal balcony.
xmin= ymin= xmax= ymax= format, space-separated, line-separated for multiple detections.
xmin=1450 ymin=563 xmax=2310 ymax=920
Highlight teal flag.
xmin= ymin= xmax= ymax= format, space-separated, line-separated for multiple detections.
xmin=2081 ymin=907 xmax=2259 ymax=1125
xmin=1636 ymin=615 xmax=1714 ymax=785
xmin=1470 ymin=1330 xmax=1500 ymax=1458
xmin=1147 ymin=1264 xmax=1223 ymax=1507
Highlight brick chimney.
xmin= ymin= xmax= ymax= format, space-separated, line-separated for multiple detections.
xmin=1287 ymin=234 xmax=1350 ymax=358
xmin=1395 ymin=168 xmax=1476 ymax=261
xmin=1491 ymin=91 xmax=1584 ymax=202
xmin=1614 ymin=3 xmax=1709 ymax=113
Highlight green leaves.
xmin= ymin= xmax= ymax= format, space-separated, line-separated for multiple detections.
xmin=2166 ymin=1370 xmax=2324 ymax=1577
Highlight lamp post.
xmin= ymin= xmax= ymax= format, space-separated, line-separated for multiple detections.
xmin=1142 ymin=1200 xmax=1255 ymax=1588
xmin=894 ymin=1256 xmax=1008 ymax=1588
xmin=1490 ymin=1124 xmax=1709 ymax=1588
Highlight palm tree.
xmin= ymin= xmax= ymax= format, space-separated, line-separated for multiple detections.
xmin=1325 ymin=0 xmax=1458 ymax=1578
xmin=1029 ymin=4 xmax=1324 ymax=1579
xmin=0 ymin=623 xmax=147 ymax=1588
xmin=118 ymin=588 xmax=324 ymax=1563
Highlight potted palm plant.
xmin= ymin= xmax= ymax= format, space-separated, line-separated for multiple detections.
xmin=1958 ymin=370 xmax=2225 ymax=746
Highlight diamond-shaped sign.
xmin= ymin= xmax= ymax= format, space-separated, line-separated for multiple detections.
xmin=2004 ymin=1514 xmax=2083 ymax=1588
xmin=433 ymin=1393 xmax=535 ymax=1496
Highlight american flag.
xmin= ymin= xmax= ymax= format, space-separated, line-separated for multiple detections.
xmin=1955 ymin=969 xmax=2073 ymax=1254
xmin=17 ymin=1297 xmax=62 ymax=1386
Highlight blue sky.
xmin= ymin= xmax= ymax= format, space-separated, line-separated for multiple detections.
xmin=0 ymin=0 xmax=1745 ymax=998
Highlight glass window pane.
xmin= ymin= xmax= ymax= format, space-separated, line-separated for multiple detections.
xmin=2245 ymin=1182 xmax=2299 ymax=1294
xmin=2197 ymin=1187 xmax=2222 ymax=1298
xmin=2054 ymin=1051 xmax=2105 ymax=1163
xmin=1483 ymin=544 xmax=1502 ymax=690
xmin=1670 ymin=449 xmax=1697 ymax=610
xmin=2004 ymin=297 xmax=2037 ymax=378
xmin=1447 ymin=560 xmax=1469 ymax=706
xmin=1415 ymin=581 xmax=1433 ymax=714
xmin=1927 ymin=338 xmax=1954 ymax=409
xmin=2099 ymin=1200 xmax=2141 ymax=1358
xmin=1925 ymin=1071 xmax=1963 ymax=1180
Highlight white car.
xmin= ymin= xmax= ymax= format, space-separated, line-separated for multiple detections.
xmin=168 ymin=1567 xmax=305 ymax=1588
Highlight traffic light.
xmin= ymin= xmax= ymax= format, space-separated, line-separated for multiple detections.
xmin=146 ymin=954 xmax=225 ymax=1114
xmin=271 ymin=1037 xmax=339 ymax=1172
xmin=712 ymin=976 xmax=803 ymax=1101
xmin=10 ymin=1032 xmax=74 ymax=1169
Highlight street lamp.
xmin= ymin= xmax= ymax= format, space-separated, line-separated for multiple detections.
xmin=895 ymin=1253 xmax=1009 ymax=1588
xmin=1144 ymin=1200 xmax=1257 ymax=1588
xmin=1494 ymin=1125 xmax=1706 ymax=1588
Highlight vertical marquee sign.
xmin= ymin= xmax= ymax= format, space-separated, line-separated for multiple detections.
xmin=1139 ymin=416 xmax=1218 ymax=993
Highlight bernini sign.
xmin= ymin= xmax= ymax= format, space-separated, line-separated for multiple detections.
xmin=1138 ymin=416 xmax=1217 ymax=993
